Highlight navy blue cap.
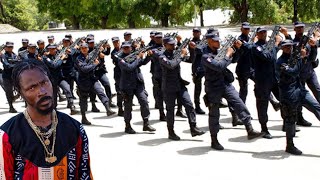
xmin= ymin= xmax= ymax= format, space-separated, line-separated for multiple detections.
xmin=37 ymin=40 xmax=44 ymax=44
xmin=206 ymin=33 xmax=220 ymax=41
xmin=28 ymin=43 xmax=37 ymax=47
xmin=124 ymin=32 xmax=132 ymax=36
xmin=164 ymin=37 xmax=176 ymax=45
xmin=294 ymin=21 xmax=305 ymax=27
xmin=155 ymin=32 xmax=163 ymax=38
xmin=150 ymin=31 xmax=157 ymax=36
xmin=257 ymin=26 xmax=267 ymax=32
xmin=65 ymin=34 xmax=72 ymax=38
xmin=5 ymin=42 xmax=14 ymax=47
xmin=112 ymin=37 xmax=120 ymax=42
xmin=87 ymin=39 xmax=95 ymax=43
xmin=22 ymin=38 xmax=29 ymax=43
xmin=193 ymin=27 xmax=201 ymax=32
xmin=87 ymin=34 xmax=94 ymax=37
xmin=80 ymin=43 xmax=88 ymax=48
xmin=63 ymin=38 xmax=70 ymax=42
xmin=207 ymin=27 xmax=217 ymax=34
xmin=47 ymin=44 xmax=57 ymax=49
xmin=280 ymin=39 xmax=294 ymax=47
xmin=242 ymin=22 xmax=250 ymax=28
xmin=47 ymin=35 xmax=54 ymax=39
xmin=121 ymin=41 xmax=132 ymax=48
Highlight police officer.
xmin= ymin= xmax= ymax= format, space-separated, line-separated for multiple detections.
xmin=148 ymin=31 xmax=157 ymax=46
xmin=251 ymin=26 xmax=282 ymax=139
xmin=189 ymin=27 xmax=206 ymax=114
xmin=46 ymin=35 xmax=55 ymax=47
xmin=111 ymin=37 xmax=124 ymax=116
xmin=75 ymin=43 xmax=116 ymax=125
xmin=18 ymin=38 xmax=29 ymax=53
xmin=20 ymin=43 xmax=40 ymax=61
xmin=201 ymin=33 xmax=261 ymax=150
xmin=281 ymin=21 xmax=318 ymax=127
xmin=147 ymin=31 xmax=166 ymax=121
xmin=42 ymin=44 xmax=78 ymax=115
xmin=159 ymin=37 xmax=204 ymax=140
xmin=1 ymin=42 xmax=19 ymax=113
xmin=37 ymin=39 xmax=47 ymax=56
xmin=118 ymin=41 xmax=156 ymax=134
xmin=276 ymin=39 xmax=320 ymax=155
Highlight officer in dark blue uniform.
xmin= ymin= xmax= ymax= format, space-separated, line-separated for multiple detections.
xmin=111 ymin=37 xmax=124 ymax=116
xmin=118 ymin=41 xmax=156 ymax=134
xmin=18 ymin=38 xmax=29 ymax=53
xmin=147 ymin=31 xmax=166 ymax=121
xmin=20 ymin=43 xmax=40 ymax=61
xmin=36 ymin=39 xmax=47 ymax=56
xmin=148 ymin=31 xmax=157 ymax=46
xmin=251 ymin=26 xmax=282 ymax=139
xmin=75 ymin=43 xmax=116 ymax=125
xmin=159 ymin=37 xmax=205 ymax=140
xmin=281 ymin=21 xmax=319 ymax=127
xmin=189 ymin=28 xmax=206 ymax=115
xmin=1 ymin=42 xmax=19 ymax=113
xmin=276 ymin=39 xmax=320 ymax=155
xmin=202 ymin=33 xmax=261 ymax=150
xmin=42 ymin=44 xmax=78 ymax=115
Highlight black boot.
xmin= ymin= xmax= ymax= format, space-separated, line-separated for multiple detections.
xmin=190 ymin=123 xmax=205 ymax=137
xmin=9 ymin=105 xmax=17 ymax=113
xmin=106 ymin=104 xmax=116 ymax=116
xmin=231 ymin=112 xmax=243 ymax=127
xmin=195 ymin=104 xmax=205 ymax=114
xmin=261 ymin=124 xmax=272 ymax=139
xmin=143 ymin=120 xmax=156 ymax=132
xmin=245 ymin=124 xmax=261 ymax=140
xmin=176 ymin=109 xmax=187 ymax=118
xmin=118 ymin=107 xmax=124 ymax=116
xmin=282 ymin=122 xmax=300 ymax=132
xmin=91 ymin=103 xmax=100 ymax=112
xmin=296 ymin=112 xmax=312 ymax=127
xmin=125 ymin=123 xmax=136 ymax=134
xmin=168 ymin=127 xmax=180 ymax=140
xmin=81 ymin=114 xmax=91 ymax=125
xmin=159 ymin=109 xmax=166 ymax=121
xmin=285 ymin=138 xmax=302 ymax=155
xmin=70 ymin=105 xmax=79 ymax=115
xmin=211 ymin=134 xmax=224 ymax=150
xmin=109 ymin=101 xmax=117 ymax=108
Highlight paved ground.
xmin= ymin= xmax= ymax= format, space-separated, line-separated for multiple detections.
xmin=1 ymin=27 xmax=320 ymax=180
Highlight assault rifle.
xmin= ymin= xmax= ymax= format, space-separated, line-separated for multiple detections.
xmin=264 ymin=25 xmax=281 ymax=53
xmin=215 ymin=35 xmax=237 ymax=61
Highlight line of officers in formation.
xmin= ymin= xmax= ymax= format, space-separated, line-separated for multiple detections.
xmin=1 ymin=21 xmax=320 ymax=155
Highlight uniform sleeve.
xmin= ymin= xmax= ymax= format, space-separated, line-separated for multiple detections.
xmin=159 ymin=54 xmax=183 ymax=70
xmin=201 ymin=53 xmax=232 ymax=72
xmin=43 ymin=56 xmax=63 ymax=69
xmin=1 ymin=55 xmax=15 ymax=69
xmin=251 ymin=44 xmax=276 ymax=62
xmin=76 ymin=126 xmax=93 ymax=180
xmin=75 ymin=57 xmax=97 ymax=73
xmin=0 ymin=130 xmax=15 ymax=180
xmin=118 ymin=58 xmax=142 ymax=71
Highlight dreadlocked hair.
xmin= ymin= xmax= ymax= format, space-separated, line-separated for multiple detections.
xmin=12 ymin=59 xmax=51 ymax=93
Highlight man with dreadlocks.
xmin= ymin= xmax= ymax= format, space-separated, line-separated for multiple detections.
xmin=0 ymin=59 xmax=93 ymax=179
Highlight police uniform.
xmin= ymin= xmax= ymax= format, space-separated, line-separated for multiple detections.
xmin=159 ymin=38 xmax=204 ymax=140
xmin=202 ymin=33 xmax=260 ymax=150
xmin=251 ymin=27 xmax=280 ymax=139
xmin=42 ymin=44 xmax=78 ymax=115
xmin=118 ymin=41 xmax=156 ymax=134
xmin=1 ymin=42 xmax=19 ymax=113
xmin=75 ymin=43 xmax=115 ymax=125
xmin=276 ymin=39 xmax=320 ymax=155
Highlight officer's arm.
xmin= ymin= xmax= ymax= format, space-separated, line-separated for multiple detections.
xmin=201 ymin=54 xmax=231 ymax=72
xmin=1 ymin=55 xmax=14 ymax=68
xmin=75 ymin=58 xmax=97 ymax=73
xmin=159 ymin=55 xmax=182 ymax=70
xmin=118 ymin=58 xmax=142 ymax=71
xmin=102 ymin=47 xmax=111 ymax=55
xmin=252 ymin=45 xmax=275 ymax=62
xmin=305 ymin=45 xmax=318 ymax=62
xmin=43 ymin=56 xmax=63 ymax=69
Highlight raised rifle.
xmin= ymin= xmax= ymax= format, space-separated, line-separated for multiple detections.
xmin=288 ymin=22 xmax=320 ymax=67
xmin=215 ymin=35 xmax=237 ymax=61
xmin=88 ymin=39 xmax=108 ymax=64
xmin=264 ymin=25 xmax=281 ymax=53
xmin=173 ymin=38 xmax=191 ymax=61
xmin=248 ymin=28 xmax=257 ymax=44
xmin=0 ymin=44 xmax=5 ymax=52
xmin=121 ymin=45 xmax=153 ymax=63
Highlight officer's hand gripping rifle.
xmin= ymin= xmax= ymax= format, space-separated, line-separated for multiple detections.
xmin=88 ymin=39 xmax=108 ymax=64
xmin=215 ymin=35 xmax=237 ymax=61
xmin=173 ymin=38 xmax=191 ymax=61
xmin=122 ymin=45 xmax=153 ymax=63
xmin=265 ymin=25 xmax=281 ymax=53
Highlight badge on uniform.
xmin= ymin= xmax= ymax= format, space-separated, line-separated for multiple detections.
xmin=256 ymin=46 xmax=262 ymax=52
xmin=206 ymin=57 xmax=212 ymax=62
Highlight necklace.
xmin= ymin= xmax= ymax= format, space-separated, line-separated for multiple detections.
xmin=24 ymin=110 xmax=58 ymax=164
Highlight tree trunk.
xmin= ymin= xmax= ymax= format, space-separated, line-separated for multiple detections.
xmin=127 ymin=14 xmax=135 ymax=28
xmin=161 ymin=14 xmax=169 ymax=27
xmin=293 ymin=0 xmax=298 ymax=22
xmin=0 ymin=0 xmax=6 ymax=23
xmin=101 ymin=15 xmax=108 ymax=29
xmin=71 ymin=15 xmax=80 ymax=29
xmin=233 ymin=0 xmax=248 ymax=23
xmin=199 ymin=3 xmax=204 ymax=27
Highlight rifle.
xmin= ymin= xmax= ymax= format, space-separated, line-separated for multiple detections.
xmin=288 ymin=22 xmax=320 ymax=67
xmin=121 ymin=45 xmax=153 ymax=63
xmin=173 ymin=38 xmax=191 ymax=61
xmin=0 ymin=44 xmax=5 ymax=52
xmin=215 ymin=35 xmax=237 ymax=61
xmin=264 ymin=25 xmax=281 ymax=53
xmin=248 ymin=28 xmax=257 ymax=44
xmin=164 ymin=32 xmax=178 ymax=39
xmin=88 ymin=39 xmax=108 ymax=64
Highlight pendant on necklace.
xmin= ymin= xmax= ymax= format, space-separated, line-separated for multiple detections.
xmin=44 ymin=138 xmax=50 ymax=146
xmin=45 ymin=155 xmax=57 ymax=163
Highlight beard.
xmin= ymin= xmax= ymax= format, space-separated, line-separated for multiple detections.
xmin=36 ymin=96 xmax=54 ymax=115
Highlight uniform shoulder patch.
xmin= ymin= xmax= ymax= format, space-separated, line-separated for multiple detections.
xmin=256 ymin=46 xmax=262 ymax=52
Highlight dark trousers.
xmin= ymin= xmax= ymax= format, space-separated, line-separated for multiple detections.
xmin=254 ymin=82 xmax=279 ymax=125
xmin=122 ymin=83 xmax=150 ymax=123
xmin=193 ymin=75 xmax=204 ymax=105
xmin=163 ymin=86 xmax=196 ymax=128
xmin=53 ymin=80 xmax=74 ymax=108
xmin=207 ymin=84 xmax=252 ymax=135
xmin=237 ymin=73 xmax=254 ymax=103
xmin=281 ymin=103 xmax=298 ymax=139
xmin=64 ymin=72 xmax=78 ymax=96
xmin=299 ymin=90 xmax=320 ymax=120
xmin=90 ymin=73 xmax=113 ymax=103
xmin=0 ymin=74 xmax=4 ymax=90
xmin=115 ymin=77 xmax=123 ymax=108
xmin=79 ymin=81 xmax=110 ymax=114
xmin=3 ymin=78 xmax=14 ymax=106
xmin=152 ymin=77 xmax=164 ymax=110
xmin=303 ymin=71 xmax=320 ymax=103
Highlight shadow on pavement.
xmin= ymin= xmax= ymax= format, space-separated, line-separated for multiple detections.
xmin=177 ymin=146 xmax=211 ymax=156
xmin=100 ymin=131 xmax=155 ymax=138
xmin=92 ymin=114 xmax=118 ymax=120
xmin=139 ymin=138 xmax=203 ymax=146
xmin=83 ymin=124 xmax=113 ymax=128
xmin=228 ymin=135 xmax=286 ymax=143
